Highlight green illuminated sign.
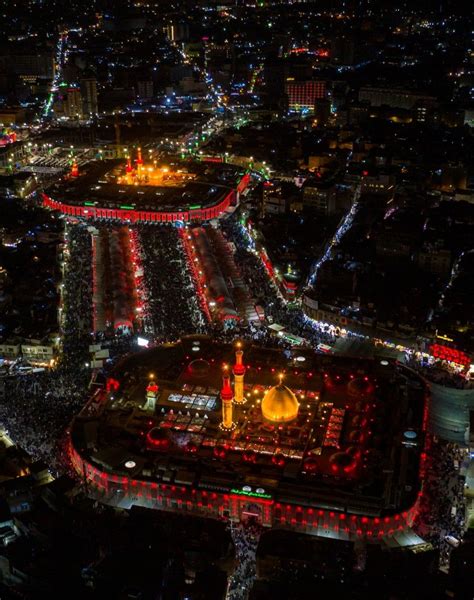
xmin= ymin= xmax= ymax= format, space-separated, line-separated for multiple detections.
xmin=120 ymin=205 xmax=135 ymax=210
xmin=230 ymin=488 xmax=272 ymax=499
xmin=189 ymin=204 xmax=201 ymax=210
xmin=84 ymin=202 xmax=95 ymax=206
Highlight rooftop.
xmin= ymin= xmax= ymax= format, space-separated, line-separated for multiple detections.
xmin=70 ymin=336 xmax=427 ymax=517
xmin=45 ymin=158 xmax=246 ymax=212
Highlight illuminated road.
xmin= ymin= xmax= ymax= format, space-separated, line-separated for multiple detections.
xmin=308 ymin=183 xmax=361 ymax=287
xmin=41 ymin=31 xmax=68 ymax=120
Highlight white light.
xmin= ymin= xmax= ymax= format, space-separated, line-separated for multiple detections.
xmin=125 ymin=460 xmax=136 ymax=469
xmin=137 ymin=337 xmax=149 ymax=347
xmin=380 ymin=360 xmax=389 ymax=366
xmin=256 ymin=488 xmax=265 ymax=494
xmin=242 ymin=485 xmax=252 ymax=492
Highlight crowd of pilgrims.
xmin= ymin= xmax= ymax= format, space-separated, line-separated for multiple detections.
xmin=407 ymin=358 xmax=474 ymax=390
xmin=0 ymin=223 xmax=94 ymax=471
xmin=227 ymin=519 xmax=262 ymax=600
xmin=137 ymin=224 xmax=209 ymax=340
xmin=414 ymin=440 xmax=468 ymax=567
xmin=220 ymin=218 xmax=338 ymax=348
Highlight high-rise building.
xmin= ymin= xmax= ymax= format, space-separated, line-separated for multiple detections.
xmin=314 ymin=98 xmax=332 ymax=125
xmin=285 ymin=80 xmax=326 ymax=111
xmin=137 ymin=80 xmax=154 ymax=100
xmin=65 ymin=87 xmax=83 ymax=119
xmin=165 ymin=22 xmax=189 ymax=42
xmin=358 ymin=86 xmax=436 ymax=110
xmin=330 ymin=36 xmax=355 ymax=66
xmin=0 ymin=51 xmax=55 ymax=78
xmin=80 ymin=78 xmax=98 ymax=116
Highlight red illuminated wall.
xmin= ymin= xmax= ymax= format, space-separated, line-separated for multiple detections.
xmin=41 ymin=175 xmax=248 ymax=224
xmin=69 ymin=440 xmax=422 ymax=539
xmin=285 ymin=81 xmax=326 ymax=109
xmin=237 ymin=173 xmax=251 ymax=195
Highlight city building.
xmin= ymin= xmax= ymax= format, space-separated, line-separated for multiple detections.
xmin=302 ymin=180 xmax=338 ymax=215
xmin=137 ymin=80 xmax=154 ymax=100
xmin=285 ymin=80 xmax=326 ymax=112
xmin=314 ymin=98 xmax=332 ymax=126
xmin=164 ymin=22 xmax=189 ymax=42
xmin=65 ymin=87 xmax=83 ymax=119
xmin=0 ymin=50 xmax=54 ymax=79
xmin=262 ymin=181 xmax=288 ymax=215
xmin=358 ymin=87 xmax=437 ymax=111
xmin=80 ymin=77 xmax=98 ymax=116
xmin=416 ymin=245 xmax=452 ymax=277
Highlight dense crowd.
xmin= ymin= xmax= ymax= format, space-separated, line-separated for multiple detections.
xmin=61 ymin=222 xmax=94 ymax=364
xmin=0 ymin=223 xmax=93 ymax=470
xmin=221 ymin=218 xmax=338 ymax=349
xmin=414 ymin=440 xmax=468 ymax=568
xmin=407 ymin=358 xmax=474 ymax=389
xmin=227 ymin=519 xmax=262 ymax=600
xmin=138 ymin=225 xmax=208 ymax=340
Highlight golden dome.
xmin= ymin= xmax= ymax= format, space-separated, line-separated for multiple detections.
xmin=261 ymin=383 xmax=299 ymax=423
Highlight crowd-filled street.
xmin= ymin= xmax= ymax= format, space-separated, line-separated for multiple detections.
xmin=414 ymin=440 xmax=469 ymax=568
xmin=227 ymin=520 xmax=262 ymax=600
xmin=138 ymin=225 xmax=209 ymax=340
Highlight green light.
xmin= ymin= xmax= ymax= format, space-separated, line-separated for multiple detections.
xmin=189 ymin=204 xmax=201 ymax=209
xmin=230 ymin=488 xmax=272 ymax=499
xmin=84 ymin=202 xmax=95 ymax=207
xmin=120 ymin=205 xmax=135 ymax=210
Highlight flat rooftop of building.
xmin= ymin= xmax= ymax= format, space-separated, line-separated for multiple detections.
xmin=71 ymin=336 xmax=427 ymax=517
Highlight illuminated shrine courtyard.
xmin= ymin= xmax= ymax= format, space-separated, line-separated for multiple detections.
xmin=70 ymin=336 xmax=428 ymax=544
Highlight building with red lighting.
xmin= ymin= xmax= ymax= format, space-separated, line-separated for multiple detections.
xmin=42 ymin=159 xmax=251 ymax=224
xmin=69 ymin=336 xmax=428 ymax=542
xmin=285 ymin=80 xmax=326 ymax=111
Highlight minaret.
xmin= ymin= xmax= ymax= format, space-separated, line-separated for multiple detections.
xmin=232 ymin=342 xmax=246 ymax=404
xmin=136 ymin=147 xmax=143 ymax=178
xmin=126 ymin=156 xmax=133 ymax=184
xmin=220 ymin=366 xmax=235 ymax=431
xmin=144 ymin=379 xmax=159 ymax=412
